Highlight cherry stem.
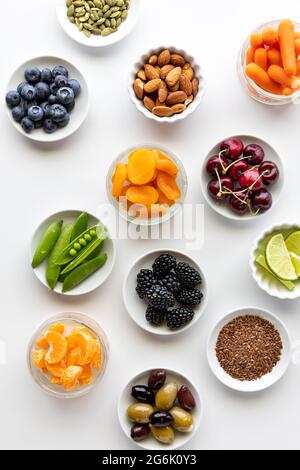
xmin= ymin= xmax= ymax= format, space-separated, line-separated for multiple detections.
xmin=222 ymin=155 xmax=250 ymax=174
xmin=218 ymin=150 xmax=228 ymax=173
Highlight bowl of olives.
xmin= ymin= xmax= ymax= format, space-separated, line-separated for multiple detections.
xmin=118 ymin=368 xmax=202 ymax=450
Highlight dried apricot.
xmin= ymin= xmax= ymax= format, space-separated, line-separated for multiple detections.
xmin=61 ymin=366 xmax=83 ymax=390
xmin=112 ymin=162 xmax=127 ymax=198
xmin=157 ymin=188 xmax=175 ymax=207
xmin=33 ymin=349 xmax=46 ymax=369
xmin=126 ymin=186 xmax=159 ymax=206
xmin=155 ymin=151 xmax=179 ymax=176
xmin=128 ymin=149 xmax=156 ymax=185
xmin=156 ymin=172 xmax=181 ymax=201
xmin=44 ymin=331 xmax=67 ymax=365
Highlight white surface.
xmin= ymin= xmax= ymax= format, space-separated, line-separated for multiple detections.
xmin=118 ymin=368 xmax=202 ymax=450
xmin=1 ymin=0 xmax=300 ymax=451
xmin=207 ymin=307 xmax=291 ymax=392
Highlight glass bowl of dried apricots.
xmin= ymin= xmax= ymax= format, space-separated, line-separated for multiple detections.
xmin=27 ymin=312 xmax=109 ymax=399
xmin=107 ymin=144 xmax=188 ymax=226
xmin=238 ymin=19 xmax=300 ymax=105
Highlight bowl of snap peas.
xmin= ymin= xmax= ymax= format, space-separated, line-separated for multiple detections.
xmin=30 ymin=210 xmax=116 ymax=296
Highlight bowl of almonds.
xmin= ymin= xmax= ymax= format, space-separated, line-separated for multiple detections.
xmin=129 ymin=47 xmax=204 ymax=122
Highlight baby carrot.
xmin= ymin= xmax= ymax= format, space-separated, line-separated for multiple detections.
xmin=246 ymin=46 xmax=255 ymax=65
xmin=295 ymin=39 xmax=300 ymax=55
xmin=254 ymin=48 xmax=268 ymax=71
xmin=267 ymin=48 xmax=282 ymax=66
xmin=262 ymin=27 xmax=278 ymax=46
xmin=250 ymin=32 xmax=263 ymax=49
xmin=246 ymin=63 xmax=283 ymax=94
xmin=278 ymin=19 xmax=297 ymax=76
xmin=268 ymin=65 xmax=292 ymax=87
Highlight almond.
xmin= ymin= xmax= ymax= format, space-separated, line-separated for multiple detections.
xmin=158 ymin=81 xmax=168 ymax=103
xmin=192 ymin=77 xmax=199 ymax=96
xmin=152 ymin=106 xmax=174 ymax=117
xmin=172 ymin=103 xmax=186 ymax=114
xmin=170 ymin=54 xmax=186 ymax=67
xmin=137 ymin=70 xmax=147 ymax=81
xmin=158 ymin=49 xmax=171 ymax=67
xmin=144 ymin=64 xmax=160 ymax=81
xmin=166 ymin=67 xmax=182 ymax=88
xmin=182 ymin=63 xmax=194 ymax=81
xmin=144 ymin=79 xmax=161 ymax=94
xmin=166 ymin=91 xmax=187 ymax=106
xmin=185 ymin=95 xmax=194 ymax=106
xmin=155 ymin=66 xmax=161 ymax=74
xmin=149 ymin=55 xmax=158 ymax=66
xmin=160 ymin=64 xmax=174 ymax=80
xmin=169 ymin=82 xmax=180 ymax=92
xmin=179 ymin=74 xmax=193 ymax=96
xmin=143 ymin=96 xmax=155 ymax=112
xmin=133 ymin=79 xmax=144 ymax=100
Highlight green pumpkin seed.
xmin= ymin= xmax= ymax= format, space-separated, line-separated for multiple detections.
xmin=94 ymin=0 xmax=102 ymax=7
xmin=101 ymin=27 xmax=113 ymax=36
xmin=66 ymin=0 xmax=73 ymax=7
xmin=104 ymin=8 xmax=113 ymax=17
xmin=88 ymin=17 xmax=94 ymax=24
xmin=96 ymin=17 xmax=106 ymax=25
xmin=91 ymin=12 xmax=99 ymax=20
xmin=103 ymin=4 xmax=110 ymax=12
xmin=75 ymin=6 xmax=85 ymax=13
xmin=79 ymin=22 xmax=83 ymax=30
xmin=88 ymin=0 xmax=95 ymax=6
xmin=92 ymin=28 xmax=102 ymax=34
xmin=111 ymin=10 xmax=121 ymax=17
xmin=110 ymin=6 xmax=119 ymax=12
xmin=79 ymin=12 xmax=90 ymax=21
xmin=100 ymin=23 xmax=105 ymax=30
xmin=67 ymin=5 xmax=75 ymax=16
xmin=106 ymin=0 xmax=113 ymax=5
xmin=116 ymin=17 xmax=121 ymax=27
xmin=105 ymin=19 xmax=111 ymax=26
xmin=111 ymin=18 xmax=116 ymax=27
xmin=69 ymin=16 xmax=75 ymax=23
xmin=83 ymin=22 xmax=94 ymax=30
xmin=84 ymin=1 xmax=90 ymax=11
xmin=75 ymin=17 xmax=80 ymax=26
xmin=116 ymin=0 xmax=124 ymax=6
xmin=83 ymin=29 xmax=91 ymax=37
xmin=121 ymin=9 xmax=128 ymax=20
xmin=73 ymin=0 xmax=84 ymax=5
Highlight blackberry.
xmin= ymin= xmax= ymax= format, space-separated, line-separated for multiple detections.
xmin=175 ymin=262 xmax=202 ymax=288
xmin=136 ymin=269 xmax=155 ymax=299
xmin=145 ymin=286 xmax=175 ymax=310
xmin=152 ymin=254 xmax=177 ymax=279
xmin=158 ymin=274 xmax=182 ymax=294
xmin=146 ymin=306 xmax=167 ymax=326
xmin=176 ymin=289 xmax=203 ymax=306
xmin=166 ymin=308 xmax=194 ymax=330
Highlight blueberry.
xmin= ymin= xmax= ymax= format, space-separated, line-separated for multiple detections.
xmin=48 ymin=94 xmax=57 ymax=105
xmin=24 ymin=66 xmax=41 ymax=84
xmin=57 ymin=113 xmax=70 ymax=128
xmin=43 ymin=119 xmax=58 ymax=134
xmin=55 ymin=75 xmax=68 ymax=89
xmin=17 ymin=81 xmax=28 ymax=95
xmin=41 ymin=68 xmax=52 ymax=83
xmin=21 ymin=99 xmax=37 ymax=113
xmin=52 ymin=66 xmax=69 ymax=79
xmin=11 ymin=105 xmax=25 ymax=122
xmin=51 ymin=104 xmax=67 ymax=123
xmin=65 ymin=100 xmax=75 ymax=113
xmin=28 ymin=105 xmax=44 ymax=122
xmin=21 ymin=117 xmax=34 ymax=133
xmin=40 ymin=102 xmax=53 ymax=118
xmin=6 ymin=90 xmax=21 ymax=108
xmin=34 ymin=120 xmax=43 ymax=129
xmin=20 ymin=84 xmax=36 ymax=101
xmin=67 ymin=79 xmax=81 ymax=97
xmin=56 ymin=87 xmax=74 ymax=105
xmin=35 ymin=82 xmax=50 ymax=102
xmin=50 ymin=82 xmax=58 ymax=95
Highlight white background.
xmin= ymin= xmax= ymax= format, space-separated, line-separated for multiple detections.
xmin=1 ymin=0 xmax=300 ymax=451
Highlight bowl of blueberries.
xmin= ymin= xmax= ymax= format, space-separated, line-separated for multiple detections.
xmin=5 ymin=56 xmax=89 ymax=143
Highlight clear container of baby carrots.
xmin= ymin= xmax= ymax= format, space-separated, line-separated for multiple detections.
xmin=238 ymin=20 xmax=300 ymax=105
xmin=27 ymin=312 xmax=109 ymax=399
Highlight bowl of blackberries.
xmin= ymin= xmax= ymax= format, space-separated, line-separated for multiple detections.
xmin=201 ymin=135 xmax=284 ymax=221
xmin=5 ymin=56 xmax=88 ymax=142
xmin=123 ymin=250 xmax=207 ymax=336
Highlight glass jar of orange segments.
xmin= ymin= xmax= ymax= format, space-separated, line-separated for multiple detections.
xmin=27 ymin=312 xmax=109 ymax=398
xmin=238 ymin=19 xmax=300 ymax=105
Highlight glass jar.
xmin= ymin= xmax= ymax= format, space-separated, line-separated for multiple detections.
xmin=27 ymin=312 xmax=109 ymax=399
xmin=237 ymin=20 xmax=300 ymax=105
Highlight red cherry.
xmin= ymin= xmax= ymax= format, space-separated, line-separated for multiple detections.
xmin=251 ymin=188 xmax=273 ymax=211
xmin=259 ymin=161 xmax=279 ymax=186
xmin=230 ymin=191 xmax=250 ymax=215
xmin=228 ymin=160 xmax=249 ymax=181
xmin=207 ymin=176 xmax=233 ymax=201
xmin=244 ymin=144 xmax=265 ymax=165
xmin=220 ymin=138 xmax=244 ymax=160
xmin=206 ymin=155 xmax=229 ymax=176
xmin=239 ymin=168 xmax=263 ymax=192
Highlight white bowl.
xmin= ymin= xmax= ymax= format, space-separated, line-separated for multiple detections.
xmin=250 ymin=223 xmax=300 ymax=300
xmin=200 ymin=134 xmax=284 ymax=221
xmin=106 ymin=143 xmax=188 ymax=226
xmin=123 ymin=249 xmax=208 ymax=336
xmin=56 ymin=0 xmax=141 ymax=48
xmin=30 ymin=210 xmax=116 ymax=296
xmin=6 ymin=56 xmax=89 ymax=143
xmin=128 ymin=46 xmax=205 ymax=123
xmin=118 ymin=367 xmax=202 ymax=450
xmin=207 ymin=307 xmax=291 ymax=393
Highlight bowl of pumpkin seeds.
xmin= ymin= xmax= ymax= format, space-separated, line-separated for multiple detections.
xmin=56 ymin=0 xmax=140 ymax=47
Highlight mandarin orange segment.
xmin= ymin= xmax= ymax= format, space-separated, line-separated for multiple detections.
xmin=156 ymin=172 xmax=181 ymax=201
xmin=66 ymin=346 xmax=81 ymax=367
xmin=126 ymin=186 xmax=159 ymax=206
xmin=51 ymin=377 xmax=62 ymax=385
xmin=36 ymin=335 xmax=49 ymax=349
xmin=79 ymin=364 xmax=94 ymax=385
xmin=61 ymin=366 xmax=83 ymax=390
xmin=44 ymin=331 xmax=67 ymax=365
xmin=46 ymin=362 xmax=66 ymax=378
xmin=154 ymin=151 xmax=179 ymax=176
xmin=127 ymin=149 xmax=156 ymax=185
xmin=71 ymin=330 xmax=97 ymax=366
xmin=33 ymin=349 xmax=46 ymax=369
xmin=48 ymin=323 xmax=65 ymax=334
xmin=91 ymin=342 xmax=102 ymax=371
xmin=112 ymin=162 xmax=128 ymax=198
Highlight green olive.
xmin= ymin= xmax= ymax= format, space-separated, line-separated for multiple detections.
xmin=127 ymin=403 xmax=154 ymax=424
xmin=170 ymin=406 xmax=193 ymax=433
xmin=150 ymin=425 xmax=174 ymax=444
xmin=90 ymin=229 xmax=97 ymax=238
xmin=84 ymin=234 xmax=92 ymax=242
xmin=69 ymin=248 xmax=77 ymax=257
xmin=79 ymin=238 xmax=87 ymax=247
xmin=155 ymin=382 xmax=178 ymax=411
xmin=74 ymin=243 xmax=81 ymax=251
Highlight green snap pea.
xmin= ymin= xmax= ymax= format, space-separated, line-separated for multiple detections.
xmin=46 ymin=224 xmax=73 ymax=290
xmin=85 ymin=241 xmax=103 ymax=261
xmin=60 ymin=236 xmax=105 ymax=275
xmin=32 ymin=221 xmax=63 ymax=268
xmin=71 ymin=211 xmax=88 ymax=242
xmin=55 ymin=224 xmax=104 ymax=265
xmin=62 ymin=254 xmax=108 ymax=292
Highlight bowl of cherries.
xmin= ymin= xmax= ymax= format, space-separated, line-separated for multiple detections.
xmin=201 ymin=135 xmax=284 ymax=220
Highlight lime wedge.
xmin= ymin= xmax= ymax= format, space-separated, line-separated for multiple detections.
xmin=266 ymin=233 xmax=298 ymax=281
xmin=290 ymin=252 xmax=300 ymax=277
xmin=285 ymin=231 xmax=300 ymax=256
xmin=256 ymin=254 xmax=295 ymax=291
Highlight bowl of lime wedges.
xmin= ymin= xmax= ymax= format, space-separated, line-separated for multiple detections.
xmin=250 ymin=223 xmax=300 ymax=300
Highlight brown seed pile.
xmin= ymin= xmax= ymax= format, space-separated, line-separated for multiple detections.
xmin=216 ymin=315 xmax=283 ymax=381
